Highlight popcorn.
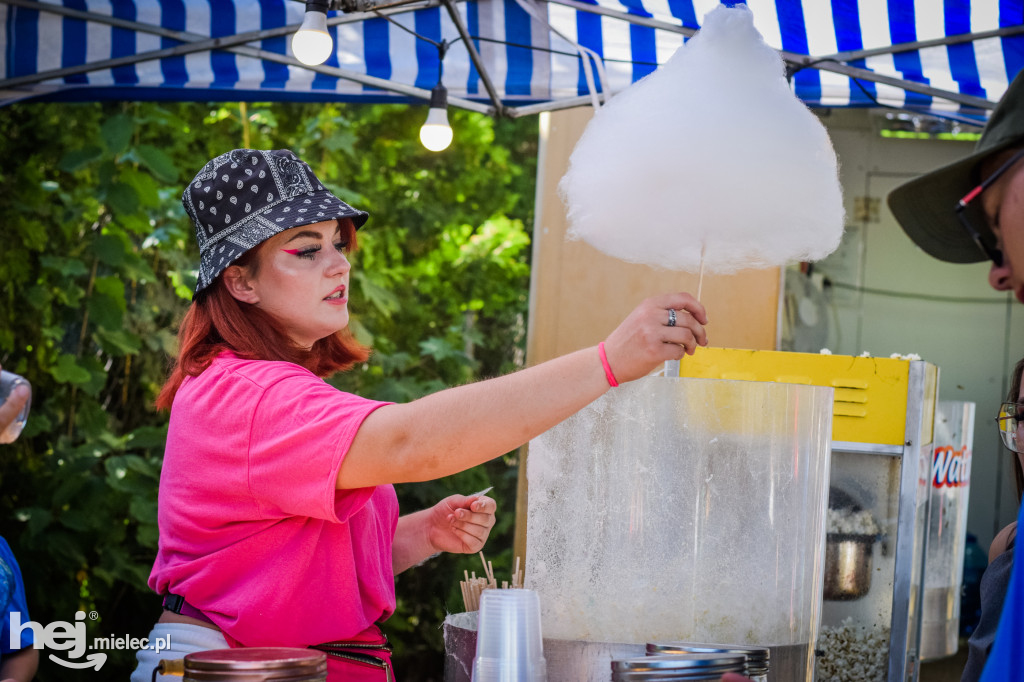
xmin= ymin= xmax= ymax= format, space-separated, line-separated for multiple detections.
xmin=816 ymin=618 xmax=890 ymax=682
xmin=827 ymin=508 xmax=880 ymax=536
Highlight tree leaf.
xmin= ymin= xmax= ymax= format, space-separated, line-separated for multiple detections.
xmin=51 ymin=354 xmax=92 ymax=385
xmin=39 ymin=255 xmax=90 ymax=278
xmin=58 ymin=145 xmax=103 ymax=173
xmin=95 ymin=327 xmax=142 ymax=356
xmin=101 ymin=113 xmax=134 ymax=155
xmin=106 ymin=181 xmax=140 ymax=216
xmin=87 ymin=291 xmax=124 ymax=329
xmin=136 ymin=144 xmax=179 ymax=183
xmin=126 ymin=425 xmax=168 ymax=451
xmin=93 ymin=233 xmax=127 ymax=267
xmin=121 ymin=166 xmax=161 ymax=207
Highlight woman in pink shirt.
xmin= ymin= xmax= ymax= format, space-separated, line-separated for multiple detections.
xmin=131 ymin=149 xmax=709 ymax=681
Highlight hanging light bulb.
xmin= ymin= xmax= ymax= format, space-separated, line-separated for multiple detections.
xmin=419 ymin=83 xmax=453 ymax=152
xmin=292 ymin=0 xmax=333 ymax=66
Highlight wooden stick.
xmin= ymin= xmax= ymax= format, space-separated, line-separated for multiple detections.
xmin=696 ymin=242 xmax=707 ymax=302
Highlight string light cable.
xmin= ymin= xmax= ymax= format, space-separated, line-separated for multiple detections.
xmin=373 ymin=11 xmax=462 ymax=150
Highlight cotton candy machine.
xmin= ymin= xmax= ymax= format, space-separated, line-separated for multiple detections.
xmin=678 ymin=348 xmax=938 ymax=682
xmin=524 ymin=375 xmax=833 ymax=682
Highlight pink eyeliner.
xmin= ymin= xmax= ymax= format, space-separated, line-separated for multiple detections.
xmin=281 ymin=248 xmax=302 ymax=254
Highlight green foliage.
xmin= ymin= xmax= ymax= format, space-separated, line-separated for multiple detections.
xmin=0 ymin=100 xmax=536 ymax=680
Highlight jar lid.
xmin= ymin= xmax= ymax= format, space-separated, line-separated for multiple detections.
xmin=646 ymin=642 xmax=770 ymax=673
xmin=613 ymin=653 xmax=747 ymax=673
xmin=184 ymin=647 xmax=327 ymax=673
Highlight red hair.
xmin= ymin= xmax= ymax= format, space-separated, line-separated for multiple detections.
xmin=156 ymin=222 xmax=370 ymax=411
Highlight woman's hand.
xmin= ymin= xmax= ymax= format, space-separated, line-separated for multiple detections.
xmin=392 ymin=493 xmax=498 ymax=574
xmin=602 ymin=293 xmax=708 ymax=384
xmin=427 ymin=494 xmax=497 ymax=555
xmin=0 ymin=364 xmax=30 ymax=444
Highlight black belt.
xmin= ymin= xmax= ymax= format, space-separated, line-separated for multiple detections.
xmin=161 ymin=593 xmax=216 ymax=627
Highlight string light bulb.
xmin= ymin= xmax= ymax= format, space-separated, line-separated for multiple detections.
xmin=419 ymin=83 xmax=453 ymax=152
xmin=292 ymin=0 xmax=333 ymax=66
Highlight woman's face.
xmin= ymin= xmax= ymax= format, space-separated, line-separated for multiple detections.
xmin=226 ymin=220 xmax=353 ymax=349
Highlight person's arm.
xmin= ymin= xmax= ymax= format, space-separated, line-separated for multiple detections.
xmin=339 ymin=293 xmax=707 ymax=488
xmin=392 ymin=494 xmax=497 ymax=574
xmin=0 ymin=645 xmax=39 ymax=682
xmin=989 ymin=521 xmax=1018 ymax=562
xmin=0 ymin=369 xmax=29 ymax=441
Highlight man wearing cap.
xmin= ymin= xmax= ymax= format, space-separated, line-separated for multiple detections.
xmin=888 ymin=71 xmax=1024 ymax=682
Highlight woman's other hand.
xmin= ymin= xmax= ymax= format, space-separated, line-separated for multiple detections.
xmin=602 ymin=293 xmax=708 ymax=383
xmin=429 ymin=494 xmax=497 ymax=555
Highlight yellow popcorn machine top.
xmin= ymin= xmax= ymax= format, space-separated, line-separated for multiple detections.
xmin=679 ymin=348 xmax=938 ymax=682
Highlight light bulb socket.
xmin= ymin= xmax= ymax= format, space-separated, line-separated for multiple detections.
xmin=305 ymin=0 xmax=330 ymax=13
xmin=429 ymin=83 xmax=448 ymax=109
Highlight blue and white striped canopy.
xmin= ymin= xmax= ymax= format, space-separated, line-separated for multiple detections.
xmin=1 ymin=0 xmax=1022 ymax=120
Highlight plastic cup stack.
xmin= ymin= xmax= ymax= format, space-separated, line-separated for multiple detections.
xmin=471 ymin=588 xmax=547 ymax=682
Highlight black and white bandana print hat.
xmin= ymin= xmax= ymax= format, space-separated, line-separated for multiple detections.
xmin=184 ymin=148 xmax=369 ymax=295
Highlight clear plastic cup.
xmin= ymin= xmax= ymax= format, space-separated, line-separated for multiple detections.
xmin=471 ymin=588 xmax=547 ymax=682
xmin=0 ymin=371 xmax=31 ymax=444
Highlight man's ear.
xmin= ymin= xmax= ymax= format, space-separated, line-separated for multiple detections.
xmin=222 ymin=264 xmax=260 ymax=304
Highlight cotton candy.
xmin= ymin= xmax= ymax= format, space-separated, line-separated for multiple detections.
xmin=559 ymin=4 xmax=844 ymax=273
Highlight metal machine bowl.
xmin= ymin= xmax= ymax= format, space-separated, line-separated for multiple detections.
xmin=823 ymin=533 xmax=876 ymax=601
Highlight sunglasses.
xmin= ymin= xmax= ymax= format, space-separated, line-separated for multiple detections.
xmin=954 ymin=147 xmax=1024 ymax=268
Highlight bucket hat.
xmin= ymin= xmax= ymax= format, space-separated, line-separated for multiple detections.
xmin=184 ymin=149 xmax=369 ymax=294
xmin=887 ymin=71 xmax=1024 ymax=263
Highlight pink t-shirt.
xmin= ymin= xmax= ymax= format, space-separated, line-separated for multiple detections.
xmin=149 ymin=352 xmax=396 ymax=657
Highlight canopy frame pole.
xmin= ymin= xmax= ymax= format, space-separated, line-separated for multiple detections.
xmin=0 ymin=0 xmax=437 ymax=88
xmin=540 ymin=0 xmax=998 ymax=110
xmin=440 ymin=0 xmax=507 ymax=116
xmin=0 ymin=0 xmax=495 ymax=114
xmin=824 ymin=25 xmax=1024 ymax=64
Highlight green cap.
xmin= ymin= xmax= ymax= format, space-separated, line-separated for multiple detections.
xmin=887 ymin=70 xmax=1024 ymax=263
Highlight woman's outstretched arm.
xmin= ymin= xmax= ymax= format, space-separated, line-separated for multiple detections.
xmin=338 ymin=293 xmax=707 ymax=488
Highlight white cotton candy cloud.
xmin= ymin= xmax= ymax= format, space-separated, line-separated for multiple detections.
xmin=559 ymin=3 xmax=844 ymax=273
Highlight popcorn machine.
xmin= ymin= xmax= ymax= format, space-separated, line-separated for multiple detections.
xmin=679 ymin=349 xmax=938 ymax=682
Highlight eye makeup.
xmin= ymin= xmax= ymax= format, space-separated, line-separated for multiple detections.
xmin=281 ymin=246 xmax=321 ymax=259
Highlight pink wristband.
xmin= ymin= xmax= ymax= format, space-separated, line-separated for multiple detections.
xmin=598 ymin=342 xmax=619 ymax=388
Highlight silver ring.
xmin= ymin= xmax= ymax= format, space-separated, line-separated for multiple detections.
xmin=667 ymin=309 xmax=677 ymax=327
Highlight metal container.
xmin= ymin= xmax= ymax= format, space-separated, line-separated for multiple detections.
xmin=647 ymin=642 xmax=769 ymax=681
xmin=823 ymin=533 xmax=876 ymax=601
xmin=182 ymin=648 xmax=327 ymax=681
xmin=611 ymin=653 xmax=746 ymax=680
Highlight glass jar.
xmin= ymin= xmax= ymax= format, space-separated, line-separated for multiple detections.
xmin=647 ymin=642 xmax=770 ymax=682
xmin=182 ymin=648 xmax=327 ymax=681
xmin=612 ymin=653 xmax=747 ymax=680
